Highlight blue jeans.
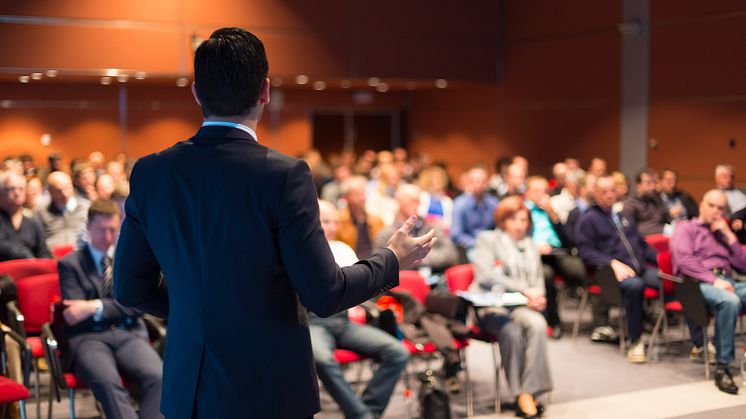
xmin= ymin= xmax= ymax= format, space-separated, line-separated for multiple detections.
xmin=309 ymin=315 xmax=409 ymax=419
xmin=619 ymin=268 xmax=660 ymax=343
xmin=699 ymin=279 xmax=746 ymax=365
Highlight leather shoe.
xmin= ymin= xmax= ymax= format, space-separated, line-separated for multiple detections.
xmin=715 ymin=368 xmax=739 ymax=395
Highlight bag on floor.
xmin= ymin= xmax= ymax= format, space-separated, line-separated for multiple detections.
xmin=418 ymin=370 xmax=451 ymax=419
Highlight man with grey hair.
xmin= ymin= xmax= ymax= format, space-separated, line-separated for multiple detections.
xmin=671 ymin=189 xmax=746 ymax=394
xmin=715 ymin=164 xmax=746 ymax=216
xmin=0 ymin=171 xmax=51 ymax=261
xmin=551 ymin=168 xmax=584 ymax=224
xmin=34 ymin=171 xmax=89 ymax=249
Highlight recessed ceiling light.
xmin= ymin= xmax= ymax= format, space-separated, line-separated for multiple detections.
xmin=31 ymin=73 xmax=43 ymax=80
xmin=105 ymin=69 xmax=119 ymax=77
xmin=376 ymin=83 xmax=389 ymax=92
xmin=117 ymin=74 xmax=129 ymax=83
xmin=1 ymin=100 xmax=11 ymax=108
xmin=100 ymin=77 xmax=112 ymax=85
xmin=313 ymin=81 xmax=326 ymax=91
xmin=295 ymin=75 xmax=309 ymax=85
xmin=19 ymin=76 xmax=30 ymax=83
xmin=340 ymin=79 xmax=351 ymax=89
xmin=45 ymin=70 xmax=58 ymax=78
xmin=135 ymin=72 xmax=147 ymax=80
xmin=435 ymin=79 xmax=448 ymax=88
xmin=367 ymin=77 xmax=380 ymax=87
xmin=271 ymin=77 xmax=283 ymax=87
xmin=176 ymin=77 xmax=189 ymax=87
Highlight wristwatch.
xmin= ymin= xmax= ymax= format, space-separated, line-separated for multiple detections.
xmin=93 ymin=299 xmax=104 ymax=322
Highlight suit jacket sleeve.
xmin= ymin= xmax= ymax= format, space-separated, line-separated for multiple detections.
xmin=276 ymin=161 xmax=399 ymax=318
xmin=114 ymin=162 xmax=169 ymax=318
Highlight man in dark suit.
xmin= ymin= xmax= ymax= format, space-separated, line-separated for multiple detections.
xmin=113 ymin=27 xmax=434 ymax=419
xmin=59 ymin=199 xmax=163 ymax=419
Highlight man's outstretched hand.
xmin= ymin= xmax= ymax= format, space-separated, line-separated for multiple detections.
xmin=386 ymin=215 xmax=437 ymax=269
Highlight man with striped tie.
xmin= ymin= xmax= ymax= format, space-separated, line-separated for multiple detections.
xmin=58 ymin=199 xmax=163 ymax=419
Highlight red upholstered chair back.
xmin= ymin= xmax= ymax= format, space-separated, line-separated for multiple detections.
xmin=657 ymin=250 xmax=676 ymax=295
xmin=0 ymin=258 xmax=57 ymax=282
xmin=16 ymin=273 xmax=61 ymax=334
xmin=445 ymin=264 xmax=475 ymax=292
xmin=52 ymin=244 xmax=75 ymax=259
xmin=394 ymin=270 xmax=429 ymax=304
xmin=645 ymin=234 xmax=670 ymax=253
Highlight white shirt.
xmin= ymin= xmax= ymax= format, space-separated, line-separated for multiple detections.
xmin=201 ymin=121 xmax=258 ymax=142
xmin=328 ymin=240 xmax=358 ymax=267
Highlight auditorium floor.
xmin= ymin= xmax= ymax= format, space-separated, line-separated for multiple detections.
xmin=39 ymin=302 xmax=746 ymax=418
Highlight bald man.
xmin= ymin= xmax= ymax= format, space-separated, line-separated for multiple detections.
xmin=34 ymin=171 xmax=89 ymax=249
xmin=0 ymin=171 xmax=51 ymax=261
xmin=671 ymin=189 xmax=746 ymax=394
xmin=311 ymin=200 xmax=409 ymax=419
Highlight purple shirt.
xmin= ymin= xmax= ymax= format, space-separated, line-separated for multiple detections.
xmin=670 ymin=219 xmax=746 ymax=283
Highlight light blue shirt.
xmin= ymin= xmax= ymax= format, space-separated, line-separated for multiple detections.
xmin=88 ymin=243 xmax=106 ymax=275
xmin=201 ymin=121 xmax=259 ymax=142
xmin=525 ymin=200 xmax=562 ymax=248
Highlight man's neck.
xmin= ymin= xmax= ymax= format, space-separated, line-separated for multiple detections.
xmin=203 ymin=115 xmax=259 ymax=132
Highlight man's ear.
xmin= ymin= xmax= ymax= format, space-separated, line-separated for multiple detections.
xmin=191 ymin=82 xmax=202 ymax=107
xmin=259 ymin=77 xmax=270 ymax=105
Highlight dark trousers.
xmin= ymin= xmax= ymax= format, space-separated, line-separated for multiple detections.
xmin=72 ymin=329 xmax=164 ymax=419
xmin=541 ymin=254 xmax=587 ymax=327
xmin=590 ymin=268 xmax=659 ymax=342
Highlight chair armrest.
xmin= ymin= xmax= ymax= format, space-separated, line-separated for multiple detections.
xmin=5 ymin=301 xmax=27 ymax=339
xmin=40 ymin=322 xmax=65 ymax=401
xmin=658 ymin=271 xmax=683 ymax=283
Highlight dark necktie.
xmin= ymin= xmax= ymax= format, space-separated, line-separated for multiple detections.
xmin=101 ymin=256 xmax=113 ymax=298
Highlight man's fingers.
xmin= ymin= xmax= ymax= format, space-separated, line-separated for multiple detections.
xmin=412 ymin=228 xmax=435 ymax=245
xmin=397 ymin=215 xmax=418 ymax=236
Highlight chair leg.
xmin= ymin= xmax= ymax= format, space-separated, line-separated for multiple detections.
xmin=462 ymin=349 xmax=474 ymax=418
xmin=69 ymin=388 xmax=75 ymax=419
xmin=703 ymin=328 xmax=710 ymax=380
xmin=572 ymin=290 xmax=589 ymax=341
xmin=492 ymin=343 xmax=501 ymax=414
xmin=648 ymin=309 xmax=665 ymax=360
xmin=619 ymin=310 xmax=626 ymax=355
xmin=34 ymin=359 xmax=41 ymax=419
xmin=19 ymin=399 xmax=27 ymax=419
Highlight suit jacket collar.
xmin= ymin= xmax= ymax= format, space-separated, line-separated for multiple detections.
xmin=190 ymin=125 xmax=258 ymax=144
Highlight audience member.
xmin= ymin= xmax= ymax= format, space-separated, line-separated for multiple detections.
xmin=550 ymin=168 xmax=582 ymax=224
xmin=670 ymin=190 xmax=746 ymax=394
xmin=336 ymin=175 xmax=385 ymax=259
xmin=524 ymin=176 xmax=586 ymax=337
xmin=72 ymin=162 xmax=97 ymax=203
xmin=611 ymin=171 xmax=629 ymax=209
xmin=564 ymin=174 xmax=596 ymax=245
xmin=588 ymin=157 xmax=607 ymax=178
xmin=34 ymin=171 xmax=89 ymax=249
xmin=417 ymin=165 xmax=454 ymax=230
xmin=58 ymin=200 xmax=163 ymax=418
xmin=564 ymin=158 xmax=584 ymax=177
xmin=549 ymin=162 xmax=568 ymax=196
xmin=0 ymin=172 xmax=51 ymax=261
xmin=22 ymin=176 xmax=44 ymax=217
xmin=311 ymin=200 xmax=409 ymax=419
xmin=88 ymin=151 xmax=106 ymax=176
xmin=451 ymin=166 xmax=499 ymax=261
xmin=95 ymin=174 xmax=115 ymax=201
xmin=366 ymin=164 xmax=401 ymax=226
xmin=622 ymin=168 xmax=670 ymax=237
xmin=499 ymin=163 xmax=527 ymax=199
xmin=375 ymin=184 xmax=459 ymax=277
xmin=472 ymin=196 xmax=553 ymax=417
xmin=575 ymin=176 xmax=659 ymax=362
xmin=732 ymin=206 xmax=746 ymax=244
xmin=715 ymin=164 xmax=746 ymax=216
xmin=659 ymin=168 xmax=698 ymax=221
xmin=488 ymin=156 xmax=512 ymax=198
xmin=320 ymin=165 xmax=352 ymax=205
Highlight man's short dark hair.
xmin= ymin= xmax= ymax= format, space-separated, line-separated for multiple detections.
xmin=88 ymin=199 xmax=121 ymax=223
xmin=634 ymin=168 xmax=657 ymax=185
xmin=194 ymin=27 xmax=269 ymax=117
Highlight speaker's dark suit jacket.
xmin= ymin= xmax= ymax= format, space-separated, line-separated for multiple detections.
xmin=114 ymin=126 xmax=399 ymax=419
xmin=58 ymin=245 xmax=147 ymax=370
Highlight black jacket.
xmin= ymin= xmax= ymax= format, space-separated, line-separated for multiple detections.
xmin=113 ymin=126 xmax=399 ymax=419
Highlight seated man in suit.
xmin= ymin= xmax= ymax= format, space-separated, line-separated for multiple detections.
xmin=670 ymin=190 xmax=746 ymax=394
xmin=0 ymin=171 xmax=51 ymax=262
xmin=58 ymin=199 xmax=163 ymax=419
xmin=575 ymin=176 xmax=659 ymax=363
xmin=311 ymin=200 xmax=409 ymax=419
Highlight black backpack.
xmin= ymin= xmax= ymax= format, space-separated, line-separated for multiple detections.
xmin=418 ymin=370 xmax=451 ymax=419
